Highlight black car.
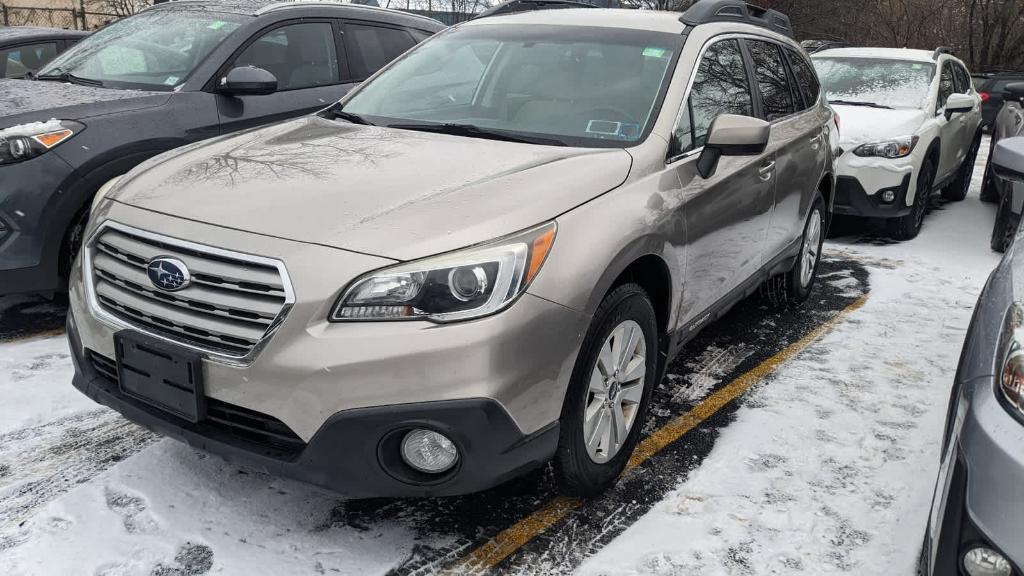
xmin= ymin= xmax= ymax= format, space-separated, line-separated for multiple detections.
xmin=0 ymin=0 xmax=443 ymax=296
xmin=0 ymin=26 xmax=88 ymax=79
xmin=975 ymin=71 xmax=1024 ymax=130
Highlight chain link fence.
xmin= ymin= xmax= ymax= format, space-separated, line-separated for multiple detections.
xmin=1 ymin=4 xmax=123 ymax=30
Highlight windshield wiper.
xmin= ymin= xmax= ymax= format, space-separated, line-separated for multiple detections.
xmin=325 ymin=103 xmax=374 ymax=125
xmin=36 ymin=71 xmax=104 ymax=88
xmin=385 ymin=122 xmax=568 ymax=146
xmin=828 ymin=99 xmax=894 ymax=109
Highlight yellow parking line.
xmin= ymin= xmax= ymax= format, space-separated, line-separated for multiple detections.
xmin=446 ymin=295 xmax=868 ymax=575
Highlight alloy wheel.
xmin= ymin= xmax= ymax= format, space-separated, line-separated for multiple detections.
xmin=800 ymin=208 xmax=822 ymax=288
xmin=583 ymin=319 xmax=647 ymax=464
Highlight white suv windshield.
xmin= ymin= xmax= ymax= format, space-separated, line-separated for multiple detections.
xmin=339 ymin=25 xmax=682 ymax=147
xmin=37 ymin=10 xmax=245 ymax=91
xmin=813 ymin=57 xmax=935 ymax=109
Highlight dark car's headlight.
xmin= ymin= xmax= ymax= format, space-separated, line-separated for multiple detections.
xmin=331 ymin=222 xmax=556 ymax=323
xmin=853 ymin=135 xmax=919 ymax=159
xmin=0 ymin=120 xmax=83 ymax=165
xmin=999 ymin=302 xmax=1024 ymax=415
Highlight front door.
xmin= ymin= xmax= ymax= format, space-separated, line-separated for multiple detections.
xmin=215 ymin=20 xmax=360 ymax=134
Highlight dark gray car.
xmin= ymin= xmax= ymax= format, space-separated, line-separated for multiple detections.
xmin=922 ymin=139 xmax=1024 ymax=576
xmin=0 ymin=0 xmax=442 ymax=296
xmin=0 ymin=25 xmax=88 ymax=79
xmin=984 ymin=83 xmax=1024 ymax=252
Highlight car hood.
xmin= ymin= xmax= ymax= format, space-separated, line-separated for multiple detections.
xmin=0 ymin=78 xmax=170 ymax=130
xmin=832 ymin=104 xmax=927 ymax=147
xmin=111 ymin=116 xmax=633 ymax=261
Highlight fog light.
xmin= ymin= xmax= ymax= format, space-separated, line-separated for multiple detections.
xmin=963 ymin=547 xmax=1012 ymax=576
xmin=881 ymin=189 xmax=896 ymax=203
xmin=400 ymin=429 xmax=458 ymax=473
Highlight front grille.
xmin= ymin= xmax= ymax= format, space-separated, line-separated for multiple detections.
xmin=88 ymin=225 xmax=289 ymax=357
xmin=87 ymin=350 xmax=306 ymax=456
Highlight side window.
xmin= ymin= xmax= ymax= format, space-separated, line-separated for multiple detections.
xmin=748 ymin=40 xmax=796 ymax=121
xmin=938 ymin=62 xmax=955 ymax=109
xmin=234 ymin=22 xmax=340 ymax=91
xmin=344 ymin=24 xmax=415 ymax=79
xmin=1 ymin=43 xmax=58 ymax=78
xmin=953 ymin=64 xmax=971 ymax=94
xmin=671 ymin=39 xmax=753 ymax=156
xmin=785 ymin=47 xmax=820 ymax=110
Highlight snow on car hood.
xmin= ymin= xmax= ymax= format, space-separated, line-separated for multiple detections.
xmin=110 ymin=116 xmax=633 ymax=261
xmin=0 ymin=78 xmax=170 ymax=130
xmin=832 ymin=104 xmax=927 ymax=147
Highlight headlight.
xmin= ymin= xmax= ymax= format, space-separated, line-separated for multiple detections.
xmin=91 ymin=176 xmax=123 ymax=211
xmin=1000 ymin=302 xmax=1024 ymax=415
xmin=331 ymin=222 xmax=556 ymax=322
xmin=0 ymin=120 xmax=83 ymax=165
xmin=852 ymin=135 xmax=919 ymax=158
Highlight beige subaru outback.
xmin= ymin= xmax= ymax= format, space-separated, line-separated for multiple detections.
xmin=68 ymin=0 xmax=835 ymax=498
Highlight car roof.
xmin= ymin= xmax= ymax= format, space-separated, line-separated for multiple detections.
xmin=148 ymin=0 xmax=443 ymax=29
xmin=811 ymin=46 xmax=940 ymax=63
xmin=0 ymin=25 xmax=89 ymax=42
xmin=461 ymin=8 xmax=688 ymax=34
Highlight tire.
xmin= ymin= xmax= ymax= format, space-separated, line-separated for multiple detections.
xmin=941 ymin=133 xmax=981 ymax=201
xmin=57 ymin=206 xmax=90 ymax=292
xmin=761 ymin=191 xmax=826 ymax=306
xmin=991 ymin=187 xmax=1020 ymax=252
xmin=980 ymin=137 xmax=1000 ymax=203
xmin=554 ymin=283 xmax=658 ymax=497
xmin=889 ymin=156 xmax=936 ymax=240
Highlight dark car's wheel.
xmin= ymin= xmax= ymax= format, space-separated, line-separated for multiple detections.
xmin=890 ymin=156 xmax=936 ymax=240
xmin=761 ymin=191 xmax=826 ymax=306
xmin=942 ymin=133 xmax=981 ymax=201
xmin=554 ymin=283 xmax=657 ymax=497
xmin=980 ymin=137 xmax=1000 ymax=203
xmin=57 ymin=207 xmax=90 ymax=291
xmin=991 ymin=186 xmax=1020 ymax=252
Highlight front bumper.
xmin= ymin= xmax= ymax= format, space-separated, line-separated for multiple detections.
xmin=0 ymin=152 xmax=83 ymax=295
xmin=68 ymin=205 xmax=588 ymax=496
xmin=833 ymin=148 xmax=918 ymax=218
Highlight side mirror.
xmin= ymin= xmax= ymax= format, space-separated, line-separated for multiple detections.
xmin=944 ymin=93 xmax=975 ymax=120
xmin=992 ymin=137 xmax=1024 ymax=184
xmin=219 ymin=66 xmax=278 ymax=96
xmin=1005 ymin=82 xmax=1024 ymax=104
xmin=697 ymin=115 xmax=771 ymax=179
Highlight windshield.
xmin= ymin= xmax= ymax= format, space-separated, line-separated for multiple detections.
xmin=37 ymin=10 xmax=245 ymax=91
xmin=339 ymin=25 xmax=682 ymax=147
xmin=813 ymin=57 xmax=935 ymax=109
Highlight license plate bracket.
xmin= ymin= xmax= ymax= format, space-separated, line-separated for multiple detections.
xmin=115 ymin=331 xmax=206 ymax=423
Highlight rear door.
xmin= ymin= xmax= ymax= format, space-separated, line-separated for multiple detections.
xmin=667 ymin=37 xmax=775 ymax=321
xmin=215 ymin=20 xmax=359 ymax=134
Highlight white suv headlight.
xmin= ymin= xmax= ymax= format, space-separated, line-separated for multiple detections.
xmin=852 ymin=135 xmax=919 ymax=159
xmin=331 ymin=222 xmax=556 ymax=323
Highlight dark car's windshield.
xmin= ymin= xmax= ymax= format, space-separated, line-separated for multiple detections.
xmin=813 ymin=57 xmax=935 ymax=109
xmin=338 ymin=25 xmax=682 ymax=148
xmin=37 ymin=10 xmax=246 ymax=91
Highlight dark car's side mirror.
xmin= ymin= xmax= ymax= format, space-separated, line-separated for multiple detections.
xmin=944 ymin=93 xmax=975 ymax=120
xmin=697 ymin=115 xmax=771 ymax=179
xmin=993 ymin=137 xmax=1024 ymax=185
xmin=1005 ymin=82 xmax=1024 ymax=104
xmin=219 ymin=66 xmax=278 ymax=96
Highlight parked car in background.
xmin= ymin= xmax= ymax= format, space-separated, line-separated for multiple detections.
xmin=67 ymin=1 xmax=835 ymax=498
xmin=921 ymin=137 xmax=1024 ymax=576
xmin=0 ymin=25 xmax=88 ymax=79
xmin=985 ymin=82 xmax=1024 ymax=252
xmin=974 ymin=71 xmax=1024 ymax=131
xmin=0 ymin=0 xmax=443 ymax=297
xmin=813 ymin=47 xmax=983 ymax=239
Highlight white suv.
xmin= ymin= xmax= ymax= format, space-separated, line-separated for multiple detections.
xmin=813 ymin=47 xmax=983 ymax=239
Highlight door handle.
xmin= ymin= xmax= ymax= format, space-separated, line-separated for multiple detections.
xmin=809 ymin=134 xmax=822 ymax=150
xmin=759 ymin=160 xmax=776 ymax=181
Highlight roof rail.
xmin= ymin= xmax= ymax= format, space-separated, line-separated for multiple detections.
xmin=679 ymin=0 xmax=793 ymax=39
xmin=474 ymin=0 xmax=597 ymax=19
xmin=932 ymin=46 xmax=954 ymax=60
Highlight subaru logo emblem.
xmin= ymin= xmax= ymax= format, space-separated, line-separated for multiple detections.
xmin=147 ymin=257 xmax=190 ymax=292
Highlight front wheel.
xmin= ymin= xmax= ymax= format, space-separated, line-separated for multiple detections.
xmin=941 ymin=134 xmax=981 ymax=202
xmin=890 ymin=157 xmax=936 ymax=240
xmin=980 ymin=137 xmax=1000 ymax=203
xmin=761 ymin=192 xmax=825 ymax=306
xmin=554 ymin=283 xmax=658 ymax=497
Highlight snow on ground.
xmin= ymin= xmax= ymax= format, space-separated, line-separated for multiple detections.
xmin=576 ymin=148 xmax=1000 ymax=575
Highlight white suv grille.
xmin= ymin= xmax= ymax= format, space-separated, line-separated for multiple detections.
xmin=87 ymin=224 xmax=292 ymax=358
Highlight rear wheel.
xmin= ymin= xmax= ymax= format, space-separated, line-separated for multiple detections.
xmin=761 ymin=192 xmax=825 ymax=306
xmin=991 ymin=187 xmax=1019 ymax=252
xmin=941 ymin=133 xmax=981 ymax=201
xmin=554 ymin=283 xmax=657 ymax=497
xmin=890 ymin=157 xmax=936 ymax=240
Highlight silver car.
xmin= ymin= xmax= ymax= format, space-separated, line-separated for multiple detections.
xmin=67 ymin=0 xmax=835 ymax=497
